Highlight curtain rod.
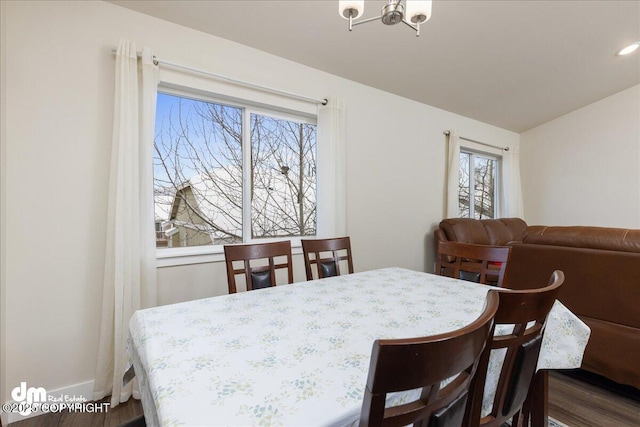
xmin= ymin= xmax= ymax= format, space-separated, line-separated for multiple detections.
xmin=443 ymin=131 xmax=509 ymax=152
xmin=111 ymin=48 xmax=328 ymax=106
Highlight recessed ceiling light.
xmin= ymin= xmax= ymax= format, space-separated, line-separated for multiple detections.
xmin=616 ymin=42 xmax=640 ymax=56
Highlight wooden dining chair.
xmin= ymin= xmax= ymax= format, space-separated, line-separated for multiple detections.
xmin=224 ymin=241 xmax=294 ymax=294
xmin=359 ymin=291 xmax=500 ymax=427
xmin=435 ymin=241 xmax=512 ymax=287
xmin=301 ymin=236 xmax=354 ymax=280
xmin=464 ymin=270 xmax=564 ymax=427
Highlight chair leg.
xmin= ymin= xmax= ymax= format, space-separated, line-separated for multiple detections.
xmin=511 ymin=411 xmax=524 ymax=427
xmin=528 ymin=370 xmax=549 ymax=427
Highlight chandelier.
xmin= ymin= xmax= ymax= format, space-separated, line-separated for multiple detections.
xmin=339 ymin=1 xmax=432 ymax=36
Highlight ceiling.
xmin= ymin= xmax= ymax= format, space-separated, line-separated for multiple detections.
xmin=110 ymin=0 xmax=640 ymax=132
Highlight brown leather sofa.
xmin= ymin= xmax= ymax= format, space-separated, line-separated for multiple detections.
xmin=435 ymin=218 xmax=640 ymax=390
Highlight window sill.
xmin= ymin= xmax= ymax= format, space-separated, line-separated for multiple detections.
xmin=156 ymin=240 xmax=304 ymax=268
xmin=156 ymin=246 xmax=226 ymax=267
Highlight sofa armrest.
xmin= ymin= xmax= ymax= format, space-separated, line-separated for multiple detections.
xmin=434 ymin=228 xmax=448 ymax=245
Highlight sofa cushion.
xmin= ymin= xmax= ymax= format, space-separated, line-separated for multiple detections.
xmin=523 ymin=226 xmax=640 ymax=254
xmin=439 ymin=218 xmax=491 ymax=244
xmin=439 ymin=218 xmax=527 ymax=245
xmin=482 ymin=218 xmax=528 ymax=245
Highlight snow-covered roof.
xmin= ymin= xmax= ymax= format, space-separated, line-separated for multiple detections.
xmin=154 ymin=166 xmax=315 ymax=239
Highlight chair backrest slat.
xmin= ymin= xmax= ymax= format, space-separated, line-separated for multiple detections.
xmin=224 ymin=241 xmax=293 ymax=293
xmin=436 ymin=241 xmax=512 ymax=287
xmin=301 ymin=237 xmax=354 ymax=280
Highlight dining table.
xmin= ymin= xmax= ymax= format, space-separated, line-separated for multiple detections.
xmin=127 ymin=267 xmax=590 ymax=427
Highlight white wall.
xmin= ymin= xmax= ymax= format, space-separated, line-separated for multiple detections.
xmin=0 ymin=0 xmax=518 ymax=416
xmin=520 ymin=85 xmax=640 ymax=228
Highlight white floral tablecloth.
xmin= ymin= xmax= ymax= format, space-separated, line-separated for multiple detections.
xmin=128 ymin=267 xmax=590 ymax=427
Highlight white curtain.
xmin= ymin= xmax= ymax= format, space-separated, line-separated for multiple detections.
xmin=317 ymin=98 xmax=347 ymax=237
xmin=94 ymin=40 xmax=159 ymax=407
xmin=499 ymin=142 xmax=524 ymax=218
xmin=445 ymin=130 xmax=461 ymax=218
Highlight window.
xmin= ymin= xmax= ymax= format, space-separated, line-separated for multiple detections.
xmin=153 ymin=92 xmax=317 ymax=250
xmin=458 ymin=150 xmax=498 ymax=219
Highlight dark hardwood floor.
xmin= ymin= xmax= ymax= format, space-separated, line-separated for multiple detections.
xmin=548 ymin=370 xmax=640 ymax=427
xmin=8 ymin=371 xmax=640 ymax=426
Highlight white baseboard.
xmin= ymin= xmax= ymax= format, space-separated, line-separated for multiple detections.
xmin=3 ymin=379 xmax=95 ymax=424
